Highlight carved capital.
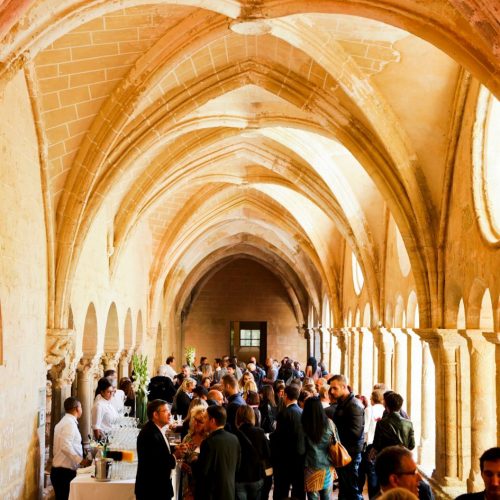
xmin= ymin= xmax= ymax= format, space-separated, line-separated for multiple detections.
xmin=46 ymin=329 xmax=77 ymax=386
xmin=77 ymin=356 xmax=100 ymax=376
xmin=45 ymin=328 xmax=75 ymax=367
xmin=119 ymin=349 xmax=133 ymax=364
xmin=297 ymin=324 xmax=311 ymax=340
xmin=101 ymin=351 xmax=120 ymax=371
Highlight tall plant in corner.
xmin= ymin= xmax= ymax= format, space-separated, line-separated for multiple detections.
xmin=132 ymin=354 xmax=149 ymax=425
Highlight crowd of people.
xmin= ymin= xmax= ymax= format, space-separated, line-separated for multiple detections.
xmin=49 ymin=354 xmax=500 ymax=500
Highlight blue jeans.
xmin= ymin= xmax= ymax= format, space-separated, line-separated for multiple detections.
xmin=236 ymin=478 xmax=264 ymax=500
xmin=336 ymin=451 xmax=363 ymax=500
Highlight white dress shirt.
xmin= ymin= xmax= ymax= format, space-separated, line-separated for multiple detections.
xmin=92 ymin=396 xmax=119 ymax=433
xmin=52 ymin=413 xmax=83 ymax=470
xmin=159 ymin=364 xmax=177 ymax=380
xmin=110 ymin=389 xmax=125 ymax=413
xmin=366 ymin=403 xmax=385 ymax=445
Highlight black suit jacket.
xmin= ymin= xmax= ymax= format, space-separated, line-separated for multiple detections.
xmin=455 ymin=493 xmax=485 ymax=499
xmin=235 ymin=423 xmax=271 ymax=482
xmin=135 ymin=421 xmax=176 ymax=499
xmin=270 ymin=402 xmax=305 ymax=467
xmin=194 ymin=428 xmax=241 ymax=500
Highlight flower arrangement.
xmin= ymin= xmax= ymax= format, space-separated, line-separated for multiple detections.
xmin=185 ymin=346 xmax=196 ymax=366
xmin=132 ymin=354 xmax=149 ymax=425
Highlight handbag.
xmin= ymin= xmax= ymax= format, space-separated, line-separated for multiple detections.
xmin=327 ymin=421 xmax=352 ymax=468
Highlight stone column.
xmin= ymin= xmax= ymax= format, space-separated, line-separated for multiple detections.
xmin=418 ymin=329 xmax=468 ymax=494
xmin=349 ymin=328 xmax=360 ymax=393
xmin=313 ymin=326 xmax=323 ymax=362
xmin=45 ymin=328 xmax=77 ymax=460
xmin=418 ymin=340 xmax=435 ymax=468
xmin=76 ymin=357 xmax=99 ymax=449
xmin=298 ymin=325 xmax=312 ymax=359
xmin=337 ymin=328 xmax=349 ymax=376
xmin=358 ymin=327 xmax=374 ymax=397
xmin=119 ymin=350 xmax=133 ymax=379
xmin=460 ymin=330 xmax=497 ymax=492
xmin=328 ymin=328 xmax=342 ymax=374
xmin=379 ymin=327 xmax=394 ymax=388
xmin=391 ymin=328 xmax=408 ymax=401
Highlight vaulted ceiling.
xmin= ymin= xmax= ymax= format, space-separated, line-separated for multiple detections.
xmin=1 ymin=0 xmax=498 ymax=329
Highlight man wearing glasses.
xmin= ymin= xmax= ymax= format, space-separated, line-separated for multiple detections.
xmin=135 ymin=399 xmax=184 ymax=500
xmin=375 ymin=446 xmax=422 ymax=497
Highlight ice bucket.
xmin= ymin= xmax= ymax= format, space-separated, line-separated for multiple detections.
xmin=95 ymin=458 xmax=113 ymax=481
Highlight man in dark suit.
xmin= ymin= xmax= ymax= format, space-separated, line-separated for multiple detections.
xmin=194 ymin=405 xmax=241 ymax=500
xmin=456 ymin=447 xmax=500 ymax=499
xmin=270 ymin=384 xmax=306 ymax=500
xmin=135 ymin=399 xmax=182 ymax=500
xmin=222 ymin=374 xmax=245 ymax=432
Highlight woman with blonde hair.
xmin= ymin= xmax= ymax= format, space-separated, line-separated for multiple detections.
xmin=172 ymin=377 xmax=196 ymax=419
xmin=178 ymin=406 xmax=209 ymax=500
xmin=239 ymin=371 xmax=255 ymax=390
xmin=243 ymin=379 xmax=258 ymax=399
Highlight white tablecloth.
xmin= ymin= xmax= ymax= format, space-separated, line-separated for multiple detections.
xmin=69 ymin=466 xmax=180 ymax=500
xmin=69 ymin=474 xmax=135 ymax=500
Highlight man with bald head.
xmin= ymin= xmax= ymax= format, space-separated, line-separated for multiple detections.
xmin=207 ymin=389 xmax=224 ymax=406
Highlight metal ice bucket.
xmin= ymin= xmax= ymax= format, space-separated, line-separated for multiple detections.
xmin=95 ymin=458 xmax=113 ymax=481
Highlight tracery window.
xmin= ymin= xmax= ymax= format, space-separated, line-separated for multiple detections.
xmin=473 ymin=87 xmax=500 ymax=244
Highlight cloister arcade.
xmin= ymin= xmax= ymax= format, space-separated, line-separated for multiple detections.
xmin=0 ymin=1 xmax=498 ymax=498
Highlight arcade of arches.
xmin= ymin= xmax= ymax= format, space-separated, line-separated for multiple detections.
xmin=0 ymin=1 xmax=499 ymax=498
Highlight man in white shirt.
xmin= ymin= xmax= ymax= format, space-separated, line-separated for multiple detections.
xmin=158 ymin=356 xmax=177 ymax=380
xmin=50 ymin=397 xmax=91 ymax=500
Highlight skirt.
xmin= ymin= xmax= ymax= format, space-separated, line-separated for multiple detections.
xmin=304 ymin=466 xmax=336 ymax=492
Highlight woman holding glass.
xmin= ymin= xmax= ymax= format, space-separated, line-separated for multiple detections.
xmin=178 ymin=407 xmax=208 ymax=500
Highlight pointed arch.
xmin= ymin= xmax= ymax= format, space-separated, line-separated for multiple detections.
xmin=124 ymin=308 xmax=133 ymax=350
xmin=457 ymin=298 xmax=466 ymax=329
xmin=82 ymin=303 xmax=98 ymax=357
xmin=479 ymin=289 xmax=494 ymax=331
xmin=104 ymin=302 xmax=119 ymax=353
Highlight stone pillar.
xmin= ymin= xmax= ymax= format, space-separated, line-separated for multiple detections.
xmin=460 ymin=330 xmax=497 ymax=493
xmin=76 ymin=357 xmax=99 ymax=449
xmin=358 ymin=327 xmax=374 ymax=397
xmin=319 ymin=326 xmax=330 ymax=371
xmin=328 ymin=328 xmax=342 ymax=374
xmin=391 ymin=328 xmax=408 ymax=401
xmin=312 ymin=326 xmax=323 ymax=362
xmin=45 ymin=329 xmax=77 ymax=460
xmin=418 ymin=329 xmax=468 ymax=495
xmin=337 ymin=328 xmax=349 ymax=376
xmin=349 ymin=328 xmax=360 ymax=393
xmin=119 ymin=350 xmax=133 ymax=379
xmin=418 ymin=340 xmax=435 ymax=469
xmin=298 ymin=325 xmax=312 ymax=359
xmin=379 ymin=327 xmax=394 ymax=388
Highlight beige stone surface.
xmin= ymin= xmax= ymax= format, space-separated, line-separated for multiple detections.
xmin=0 ymin=1 xmax=498 ymax=498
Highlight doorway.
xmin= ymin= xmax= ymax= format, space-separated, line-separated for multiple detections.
xmin=230 ymin=321 xmax=267 ymax=364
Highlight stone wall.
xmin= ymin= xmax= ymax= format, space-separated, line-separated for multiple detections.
xmin=0 ymin=70 xmax=48 ymax=500
xmin=182 ymin=258 xmax=306 ymax=365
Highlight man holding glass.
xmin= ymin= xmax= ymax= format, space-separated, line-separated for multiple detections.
xmin=135 ymin=399 xmax=184 ymax=500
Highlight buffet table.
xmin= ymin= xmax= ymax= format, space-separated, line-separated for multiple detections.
xmin=68 ymin=474 xmax=134 ymax=500
xmin=69 ymin=466 xmax=180 ymax=500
